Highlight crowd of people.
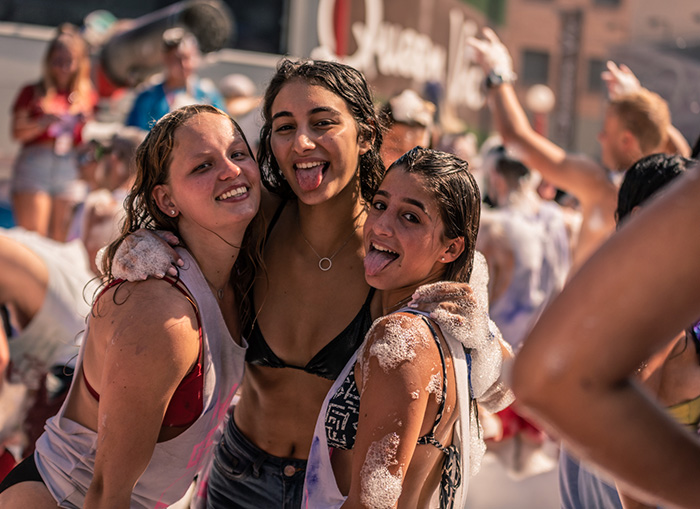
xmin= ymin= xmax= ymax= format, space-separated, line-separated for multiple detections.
xmin=0 ymin=13 xmax=697 ymax=509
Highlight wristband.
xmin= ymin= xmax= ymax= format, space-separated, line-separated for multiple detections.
xmin=484 ymin=70 xmax=514 ymax=89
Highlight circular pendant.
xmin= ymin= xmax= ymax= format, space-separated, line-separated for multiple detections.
xmin=318 ymin=258 xmax=333 ymax=271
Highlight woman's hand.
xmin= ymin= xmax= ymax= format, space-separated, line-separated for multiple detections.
xmin=112 ymin=229 xmax=182 ymax=281
xmin=409 ymin=281 xmax=478 ymax=342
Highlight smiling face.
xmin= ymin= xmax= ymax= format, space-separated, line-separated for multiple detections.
xmin=268 ymin=80 xmax=370 ymax=205
xmin=363 ymin=167 xmax=456 ymax=290
xmin=153 ymin=112 xmax=260 ymax=242
xmin=48 ymin=42 xmax=79 ymax=91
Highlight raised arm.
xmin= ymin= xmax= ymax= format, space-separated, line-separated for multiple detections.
xmin=467 ymin=29 xmax=609 ymax=204
xmin=83 ymin=280 xmax=200 ymax=508
xmin=342 ymin=313 xmax=446 ymax=508
xmin=512 ymin=165 xmax=700 ymax=508
xmin=602 ymin=61 xmax=690 ymax=157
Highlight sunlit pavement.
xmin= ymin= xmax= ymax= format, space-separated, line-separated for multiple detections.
xmin=465 ymin=453 xmax=560 ymax=509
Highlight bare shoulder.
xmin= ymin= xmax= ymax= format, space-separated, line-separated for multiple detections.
xmin=562 ymin=153 xmax=617 ymax=203
xmin=363 ymin=312 xmax=437 ymax=369
xmin=91 ymin=278 xmax=199 ymax=347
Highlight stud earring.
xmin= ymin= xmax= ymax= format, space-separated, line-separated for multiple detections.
xmin=170 ymin=210 xmax=176 ymax=216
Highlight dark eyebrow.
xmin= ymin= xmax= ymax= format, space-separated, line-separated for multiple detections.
xmin=271 ymin=111 xmax=292 ymax=122
xmin=374 ymin=190 xmax=430 ymax=216
xmin=310 ymin=106 xmax=340 ymax=115
xmin=271 ymin=106 xmax=341 ymax=122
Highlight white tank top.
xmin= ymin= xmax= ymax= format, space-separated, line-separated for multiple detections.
xmin=303 ymin=253 xmax=513 ymax=509
xmin=34 ymin=248 xmax=246 ymax=509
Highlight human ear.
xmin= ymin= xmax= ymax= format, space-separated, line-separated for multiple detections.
xmin=153 ymin=184 xmax=178 ymax=217
xmin=358 ymin=121 xmax=376 ymax=156
xmin=621 ymin=131 xmax=639 ymax=153
xmin=440 ymin=237 xmax=465 ymax=263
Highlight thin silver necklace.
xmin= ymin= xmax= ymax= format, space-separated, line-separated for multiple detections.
xmin=299 ymin=214 xmax=363 ymax=272
xmin=204 ymin=276 xmax=225 ymax=300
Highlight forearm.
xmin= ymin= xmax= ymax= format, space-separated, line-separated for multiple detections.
xmin=12 ymin=115 xmax=50 ymax=143
xmin=664 ymin=125 xmax=691 ymax=157
xmin=617 ymin=484 xmax=659 ymax=509
xmin=487 ymin=83 xmax=533 ymax=146
xmin=487 ymin=85 xmax=573 ymax=191
xmin=84 ymin=479 xmax=132 ymax=509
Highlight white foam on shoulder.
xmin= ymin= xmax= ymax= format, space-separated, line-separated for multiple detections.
xmin=368 ymin=314 xmax=427 ymax=373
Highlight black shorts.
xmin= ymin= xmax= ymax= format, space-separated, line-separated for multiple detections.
xmin=0 ymin=455 xmax=45 ymax=494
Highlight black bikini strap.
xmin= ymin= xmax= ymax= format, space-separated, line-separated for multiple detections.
xmin=402 ymin=311 xmax=449 ymax=446
xmin=264 ymin=199 xmax=287 ymax=243
xmin=403 ymin=310 xmax=462 ymax=509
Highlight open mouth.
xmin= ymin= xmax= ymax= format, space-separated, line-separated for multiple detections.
xmin=364 ymin=242 xmax=399 ymax=276
xmin=294 ymin=161 xmax=328 ymax=192
xmin=216 ymin=185 xmax=247 ymax=201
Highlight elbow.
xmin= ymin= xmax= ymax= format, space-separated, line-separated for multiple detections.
xmin=511 ymin=348 xmax=574 ymax=420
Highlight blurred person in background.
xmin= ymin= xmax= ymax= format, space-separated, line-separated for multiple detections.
xmin=67 ymin=127 xmax=144 ymax=273
xmin=10 ymin=24 xmax=97 ymax=242
xmin=379 ymin=89 xmax=435 ymax=166
xmin=467 ymin=29 xmax=689 ymax=274
xmin=477 ymin=145 xmax=570 ymax=351
xmin=125 ymin=27 xmax=225 ymax=132
xmin=0 ymin=129 xmax=142 ymax=483
xmin=218 ymin=73 xmax=263 ymax=153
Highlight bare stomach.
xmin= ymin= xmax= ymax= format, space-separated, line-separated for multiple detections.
xmin=234 ymin=365 xmax=334 ymax=459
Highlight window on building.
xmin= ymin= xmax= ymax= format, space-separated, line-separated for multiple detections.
xmin=587 ymin=59 xmax=607 ymax=93
xmin=521 ymin=50 xmax=550 ymax=85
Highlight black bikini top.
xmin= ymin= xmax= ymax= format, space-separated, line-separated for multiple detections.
xmin=244 ymin=200 xmax=376 ymax=380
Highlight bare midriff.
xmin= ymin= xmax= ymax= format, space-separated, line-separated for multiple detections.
xmin=234 ymin=364 xmax=334 ymax=458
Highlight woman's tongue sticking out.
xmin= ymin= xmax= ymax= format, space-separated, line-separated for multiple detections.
xmin=296 ymin=162 xmax=326 ymax=192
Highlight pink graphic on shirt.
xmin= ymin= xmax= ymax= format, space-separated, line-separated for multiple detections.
xmin=155 ymin=383 xmax=239 ymax=507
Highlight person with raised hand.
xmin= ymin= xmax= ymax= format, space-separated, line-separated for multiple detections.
xmin=467 ymin=28 xmax=686 ymax=273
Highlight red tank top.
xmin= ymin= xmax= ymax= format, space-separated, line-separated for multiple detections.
xmin=82 ymin=277 xmax=204 ymax=428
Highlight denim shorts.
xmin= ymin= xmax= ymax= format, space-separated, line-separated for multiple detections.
xmin=206 ymin=417 xmax=307 ymax=509
xmin=11 ymin=144 xmax=83 ymax=200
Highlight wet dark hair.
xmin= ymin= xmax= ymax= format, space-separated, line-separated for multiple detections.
xmin=101 ymin=104 xmax=264 ymax=324
xmin=486 ymin=145 xmax=529 ymax=187
xmin=257 ymin=58 xmax=384 ymax=202
xmin=616 ymin=153 xmax=696 ymax=228
xmin=389 ymin=146 xmax=480 ymax=282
